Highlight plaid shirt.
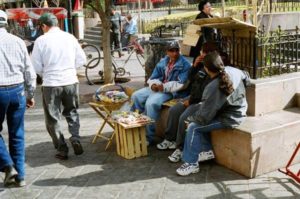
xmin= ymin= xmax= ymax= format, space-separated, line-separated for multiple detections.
xmin=0 ymin=28 xmax=36 ymax=98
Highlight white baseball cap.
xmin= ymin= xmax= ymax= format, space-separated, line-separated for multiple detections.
xmin=0 ymin=10 xmax=8 ymax=25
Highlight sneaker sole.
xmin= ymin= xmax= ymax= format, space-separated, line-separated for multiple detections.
xmin=198 ymin=155 xmax=215 ymax=162
xmin=168 ymin=156 xmax=181 ymax=163
xmin=72 ymin=142 xmax=84 ymax=155
xmin=176 ymin=168 xmax=200 ymax=176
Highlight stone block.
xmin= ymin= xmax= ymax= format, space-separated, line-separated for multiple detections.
xmin=212 ymin=107 xmax=300 ymax=178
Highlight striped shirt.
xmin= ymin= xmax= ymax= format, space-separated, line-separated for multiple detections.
xmin=0 ymin=28 xmax=36 ymax=98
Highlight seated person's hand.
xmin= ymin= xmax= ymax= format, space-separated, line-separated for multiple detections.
xmin=182 ymin=99 xmax=189 ymax=107
xmin=151 ymin=84 xmax=163 ymax=92
xmin=193 ymin=54 xmax=205 ymax=67
xmin=157 ymin=84 xmax=164 ymax=92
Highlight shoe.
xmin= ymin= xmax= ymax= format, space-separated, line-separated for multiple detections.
xmin=55 ymin=151 xmax=68 ymax=160
xmin=71 ymin=140 xmax=84 ymax=155
xmin=198 ymin=150 xmax=215 ymax=162
xmin=157 ymin=139 xmax=176 ymax=150
xmin=15 ymin=179 xmax=26 ymax=187
xmin=176 ymin=163 xmax=199 ymax=176
xmin=4 ymin=166 xmax=17 ymax=187
xmin=118 ymin=53 xmax=124 ymax=58
xmin=168 ymin=149 xmax=182 ymax=163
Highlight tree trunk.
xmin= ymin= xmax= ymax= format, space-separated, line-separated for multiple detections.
xmin=101 ymin=19 xmax=113 ymax=84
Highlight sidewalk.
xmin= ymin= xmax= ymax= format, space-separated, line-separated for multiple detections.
xmin=0 ymin=75 xmax=299 ymax=198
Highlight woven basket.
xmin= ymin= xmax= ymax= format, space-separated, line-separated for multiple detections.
xmin=93 ymin=84 xmax=133 ymax=111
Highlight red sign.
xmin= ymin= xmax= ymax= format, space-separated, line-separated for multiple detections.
xmin=6 ymin=7 xmax=67 ymax=21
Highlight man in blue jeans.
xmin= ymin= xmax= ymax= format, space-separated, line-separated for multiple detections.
xmin=131 ymin=41 xmax=191 ymax=145
xmin=0 ymin=10 xmax=36 ymax=187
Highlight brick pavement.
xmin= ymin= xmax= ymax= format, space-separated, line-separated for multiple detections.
xmin=0 ymin=78 xmax=299 ymax=199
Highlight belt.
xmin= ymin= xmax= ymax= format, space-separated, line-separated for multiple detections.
xmin=0 ymin=83 xmax=23 ymax=88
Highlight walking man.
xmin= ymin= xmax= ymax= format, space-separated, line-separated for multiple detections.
xmin=110 ymin=5 xmax=123 ymax=57
xmin=31 ymin=13 xmax=86 ymax=160
xmin=0 ymin=10 xmax=36 ymax=187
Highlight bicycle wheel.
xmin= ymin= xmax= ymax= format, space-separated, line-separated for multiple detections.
xmin=82 ymin=44 xmax=101 ymax=69
xmin=85 ymin=58 xmax=104 ymax=85
xmin=136 ymin=53 xmax=145 ymax=69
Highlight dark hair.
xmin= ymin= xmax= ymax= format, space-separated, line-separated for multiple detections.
xmin=204 ymin=51 xmax=234 ymax=96
xmin=198 ymin=0 xmax=210 ymax=11
xmin=38 ymin=13 xmax=58 ymax=27
xmin=202 ymin=42 xmax=218 ymax=54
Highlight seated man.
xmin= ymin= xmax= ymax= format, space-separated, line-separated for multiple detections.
xmin=130 ymin=41 xmax=191 ymax=145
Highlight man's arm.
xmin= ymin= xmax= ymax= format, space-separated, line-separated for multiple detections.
xmin=75 ymin=39 xmax=87 ymax=68
xmin=31 ymin=39 xmax=43 ymax=77
xmin=21 ymin=41 xmax=36 ymax=100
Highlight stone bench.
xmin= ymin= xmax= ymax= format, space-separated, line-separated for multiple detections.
xmin=212 ymin=107 xmax=300 ymax=178
xmin=156 ymin=106 xmax=300 ymax=178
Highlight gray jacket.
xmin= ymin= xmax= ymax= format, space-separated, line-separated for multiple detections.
xmin=187 ymin=66 xmax=250 ymax=128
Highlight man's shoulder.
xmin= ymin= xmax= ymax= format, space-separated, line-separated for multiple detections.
xmin=3 ymin=32 xmax=25 ymax=46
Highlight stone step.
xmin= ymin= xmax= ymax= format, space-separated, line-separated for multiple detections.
xmin=90 ymin=26 xmax=102 ymax=32
xmin=212 ymin=107 xmax=300 ymax=178
xmin=85 ymin=34 xmax=102 ymax=41
xmin=85 ymin=29 xmax=101 ymax=35
xmin=82 ymin=38 xmax=101 ymax=46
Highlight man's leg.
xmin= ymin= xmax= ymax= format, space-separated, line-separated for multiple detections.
xmin=6 ymin=85 xmax=26 ymax=181
xmin=176 ymin=104 xmax=198 ymax=149
xmin=182 ymin=120 xmax=225 ymax=164
xmin=0 ymin=88 xmax=15 ymax=176
xmin=164 ymin=102 xmax=186 ymax=142
xmin=144 ymin=92 xmax=173 ymax=143
xmin=115 ymin=31 xmax=123 ymax=56
xmin=130 ymin=87 xmax=152 ymax=113
xmin=61 ymin=84 xmax=83 ymax=155
xmin=42 ymin=87 xmax=69 ymax=157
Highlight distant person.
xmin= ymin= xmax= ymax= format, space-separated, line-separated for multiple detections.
xmin=123 ymin=14 xmax=138 ymax=47
xmin=130 ymin=41 xmax=191 ymax=145
xmin=242 ymin=10 xmax=252 ymax=24
xmin=31 ymin=13 xmax=86 ymax=160
xmin=190 ymin=0 xmax=216 ymax=61
xmin=110 ymin=6 xmax=123 ymax=57
xmin=0 ymin=10 xmax=36 ymax=187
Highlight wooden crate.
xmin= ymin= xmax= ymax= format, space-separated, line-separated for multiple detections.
xmin=114 ymin=122 xmax=148 ymax=159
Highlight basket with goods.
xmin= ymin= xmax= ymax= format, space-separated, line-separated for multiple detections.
xmin=93 ymin=84 xmax=132 ymax=111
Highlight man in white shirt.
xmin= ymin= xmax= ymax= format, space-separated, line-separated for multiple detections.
xmin=31 ymin=13 xmax=86 ymax=160
xmin=0 ymin=10 xmax=36 ymax=187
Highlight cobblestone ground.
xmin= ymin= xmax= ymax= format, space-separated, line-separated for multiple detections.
xmin=0 ymin=76 xmax=300 ymax=198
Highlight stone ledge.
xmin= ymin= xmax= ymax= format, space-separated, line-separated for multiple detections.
xmin=212 ymin=107 xmax=300 ymax=178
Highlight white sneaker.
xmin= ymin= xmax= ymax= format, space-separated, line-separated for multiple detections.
xmin=176 ymin=163 xmax=199 ymax=176
xmin=168 ymin=149 xmax=182 ymax=163
xmin=156 ymin=139 xmax=176 ymax=150
xmin=198 ymin=150 xmax=215 ymax=162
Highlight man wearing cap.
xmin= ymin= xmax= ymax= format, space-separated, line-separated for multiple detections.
xmin=31 ymin=13 xmax=86 ymax=160
xmin=110 ymin=6 xmax=123 ymax=57
xmin=130 ymin=41 xmax=191 ymax=145
xmin=0 ymin=10 xmax=36 ymax=187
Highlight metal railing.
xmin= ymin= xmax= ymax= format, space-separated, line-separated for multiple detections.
xmin=219 ymin=26 xmax=300 ymax=79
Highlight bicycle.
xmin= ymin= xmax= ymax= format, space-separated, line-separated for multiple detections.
xmin=84 ymin=38 xmax=145 ymax=85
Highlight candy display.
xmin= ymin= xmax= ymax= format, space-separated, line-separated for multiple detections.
xmin=111 ymin=111 xmax=152 ymax=125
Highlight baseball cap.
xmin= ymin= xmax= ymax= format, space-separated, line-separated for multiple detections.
xmin=166 ymin=41 xmax=180 ymax=51
xmin=0 ymin=10 xmax=8 ymax=25
xmin=38 ymin=13 xmax=58 ymax=27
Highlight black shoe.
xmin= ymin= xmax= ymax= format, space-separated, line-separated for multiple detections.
xmin=4 ymin=166 xmax=17 ymax=187
xmin=71 ymin=140 xmax=84 ymax=155
xmin=55 ymin=151 xmax=68 ymax=160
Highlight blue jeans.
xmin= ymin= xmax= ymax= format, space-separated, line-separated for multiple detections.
xmin=0 ymin=84 xmax=26 ymax=181
xmin=182 ymin=120 xmax=226 ymax=164
xmin=131 ymin=87 xmax=173 ymax=142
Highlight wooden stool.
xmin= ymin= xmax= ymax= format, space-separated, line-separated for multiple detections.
xmin=89 ymin=102 xmax=115 ymax=150
xmin=114 ymin=121 xmax=151 ymax=159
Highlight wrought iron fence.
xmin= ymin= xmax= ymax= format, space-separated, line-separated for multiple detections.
xmin=258 ymin=0 xmax=300 ymax=13
xmin=218 ymin=26 xmax=300 ymax=79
